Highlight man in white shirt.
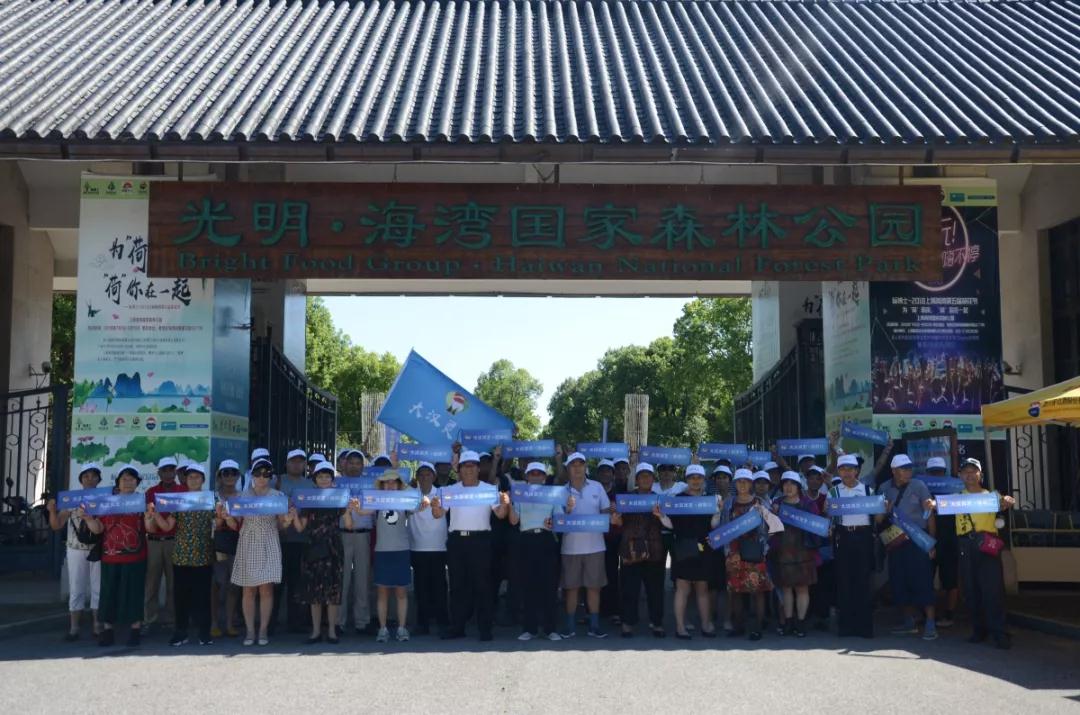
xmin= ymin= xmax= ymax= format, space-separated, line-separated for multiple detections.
xmin=431 ymin=450 xmax=510 ymax=641
xmin=829 ymin=454 xmax=875 ymax=638
xmin=560 ymin=452 xmax=613 ymax=639
xmin=409 ymin=461 xmax=449 ymax=636
xmin=337 ymin=448 xmax=375 ymax=635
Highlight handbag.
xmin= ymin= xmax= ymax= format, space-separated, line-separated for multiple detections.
xmin=672 ymin=536 xmax=702 ymax=563
xmin=213 ymin=528 xmax=239 ymax=556
xmin=624 ymin=537 xmax=652 ymax=565
xmin=978 ymin=532 xmax=1005 ymax=557
xmin=878 ymin=524 xmax=910 ymax=552
xmin=74 ymin=518 xmax=103 ymax=562
xmin=738 ymin=534 xmax=765 ymax=563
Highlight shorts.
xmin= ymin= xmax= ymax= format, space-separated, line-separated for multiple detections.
xmin=560 ymin=552 xmax=607 ymax=590
xmin=374 ymin=550 xmax=412 ymax=588
xmin=887 ymin=541 xmax=935 ymax=607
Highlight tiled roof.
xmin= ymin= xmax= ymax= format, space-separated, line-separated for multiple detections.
xmin=0 ymin=0 xmax=1077 ymax=156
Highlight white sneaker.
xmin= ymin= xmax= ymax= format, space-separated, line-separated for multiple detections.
xmin=547 ymin=632 xmax=563 ymax=642
xmin=396 ymin=627 xmax=410 ymax=642
xmin=376 ymin=627 xmax=390 ymax=643
xmin=517 ymin=631 xmax=534 ymax=641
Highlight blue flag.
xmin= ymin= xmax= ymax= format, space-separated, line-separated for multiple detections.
xmin=293 ymin=488 xmax=350 ymax=509
xmin=439 ymin=484 xmax=499 ymax=507
xmin=576 ymin=442 xmax=629 ymax=460
xmin=84 ymin=493 xmax=145 ymax=516
xmin=776 ymin=438 xmax=829 ymax=456
xmin=935 ymin=492 xmax=1000 ymax=515
xmin=894 ymin=510 xmax=937 ymax=553
xmin=707 ymin=509 xmax=762 ymax=549
xmin=334 ymin=476 xmax=378 ymax=495
xmin=378 ymin=350 xmax=513 ymax=445
xmin=57 ymin=487 xmax=112 ymax=510
xmin=659 ymin=495 xmax=718 ymax=515
xmin=397 ymin=444 xmax=453 ymax=464
xmin=777 ymin=503 xmax=831 ymax=538
xmin=615 ymin=493 xmax=658 ymax=514
xmin=384 ymin=425 xmax=401 ymax=454
xmin=748 ymin=451 xmax=773 ymax=468
xmin=460 ymin=428 xmax=514 ymax=451
xmin=361 ymin=489 xmax=421 ymax=511
xmin=841 ymin=421 xmax=890 ymax=446
xmin=226 ymin=495 xmax=289 ymax=516
xmin=503 ymin=440 xmax=556 ymax=459
xmin=825 ymin=494 xmax=886 ymax=516
xmin=510 ymin=483 xmax=569 ymax=507
xmin=640 ymin=446 xmax=692 ymax=466
xmin=915 ymin=475 xmax=965 ymax=495
xmin=552 ymin=513 xmax=610 ymax=533
xmin=154 ymin=491 xmax=216 ymax=512
xmin=698 ymin=444 xmax=749 ymax=462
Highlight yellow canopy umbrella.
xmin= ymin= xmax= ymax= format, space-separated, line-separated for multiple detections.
xmin=981 ymin=375 xmax=1080 ymax=429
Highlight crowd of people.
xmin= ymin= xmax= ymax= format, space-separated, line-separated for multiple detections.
xmin=46 ymin=437 xmax=1014 ymax=650
xmin=872 ymin=354 xmax=1006 ymax=414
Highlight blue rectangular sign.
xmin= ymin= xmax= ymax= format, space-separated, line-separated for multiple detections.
xmin=777 ymin=503 xmax=831 ymax=538
xmin=397 ymin=444 xmax=453 ymax=464
xmin=57 ymin=487 xmax=112 ymax=510
xmin=776 ymin=438 xmax=829 ymax=456
xmin=362 ymin=465 xmax=392 ymax=478
xmin=154 ymin=491 xmax=216 ymax=512
xmin=292 ymin=488 xmax=350 ymax=509
xmin=615 ymin=493 xmax=658 ymax=514
xmin=707 ymin=509 xmax=763 ymax=549
xmin=552 ymin=513 xmax=610 ymax=533
xmin=334 ymin=476 xmax=378 ymax=494
xmin=460 ymin=428 xmax=513 ymax=450
xmin=510 ymin=483 xmax=568 ymax=507
xmin=640 ymin=445 xmax=692 ymax=466
xmin=576 ymin=442 xmax=630 ymax=460
xmin=698 ymin=443 xmax=749 ymax=462
xmin=503 ymin=440 xmax=556 ymax=459
xmin=378 ymin=350 xmax=513 ymax=445
xmin=659 ymin=495 xmax=718 ymax=516
xmin=84 ymin=493 xmax=146 ymax=516
xmin=825 ymin=494 xmax=886 ymax=516
xmin=894 ymin=510 xmax=937 ymax=553
xmin=226 ymin=494 xmax=289 ymax=516
xmin=361 ymin=489 xmax=421 ymax=511
xmin=438 ymin=485 xmax=499 ymax=507
xmin=748 ymin=451 xmax=773 ymax=467
xmin=935 ymin=492 xmax=1000 ymax=515
xmin=915 ymin=475 xmax=965 ymax=495
xmin=841 ymin=421 xmax=890 ymax=446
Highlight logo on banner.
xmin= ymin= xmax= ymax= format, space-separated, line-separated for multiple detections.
xmin=446 ymin=391 xmax=468 ymax=415
xmin=145 ymin=417 xmax=157 ymax=431
xmin=1029 ymin=401 xmax=1041 ymax=418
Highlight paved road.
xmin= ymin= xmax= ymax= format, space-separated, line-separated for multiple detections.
xmin=2 ymin=622 xmax=1078 ymax=714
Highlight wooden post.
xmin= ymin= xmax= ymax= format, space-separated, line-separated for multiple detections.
xmin=361 ymin=392 xmax=387 ymax=457
xmin=624 ymin=394 xmax=649 ymax=489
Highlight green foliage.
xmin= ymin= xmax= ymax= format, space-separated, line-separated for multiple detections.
xmin=71 ymin=441 xmax=110 ymax=462
xmin=72 ymin=379 xmax=94 ymax=408
xmin=106 ymin=436 xmax=209 ymax=465
xmin=474 ymin=359 xmax=544 ymax=439
xmin=51 ymin=293 xmax=76 ymax=386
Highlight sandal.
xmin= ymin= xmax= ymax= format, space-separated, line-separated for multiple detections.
xmin=243 ymin=634 xmax=255 ymax=646
xmin=258 ymin=636 xmax=270 ymax=646
xmin=651 ymin=627 xmax=666 ymax=638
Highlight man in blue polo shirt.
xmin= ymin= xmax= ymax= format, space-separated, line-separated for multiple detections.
xmin=560 ymin=451 xmax=612 ymax=639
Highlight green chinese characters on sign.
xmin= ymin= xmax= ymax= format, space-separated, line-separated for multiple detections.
xmin=434 ymin=202 xmax=497 ymax=249
xmin=794 ymin=205 xmax=857 ymax=248
xmin=511 ymin=206 xmax=565 ymax=247
xmin=722 ymin=203 xmax=785 ymax=248
xmin=174 ymin=198 xmax=241 ymax=247
xmin=361 ymin=200 xmax=425 ymax=248
xmin=869 ymin=203 xmax=922 ymax=247
xmin=581 ymin=204 xmax=642 ymax=249
xmin=254 ymin=200 xmax=310 ymax=247
xmin=651 ymin=205 xmax=713 ymax=251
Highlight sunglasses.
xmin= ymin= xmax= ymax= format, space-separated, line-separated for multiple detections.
xmin=252 ymin=471 xmax=272 ymax=478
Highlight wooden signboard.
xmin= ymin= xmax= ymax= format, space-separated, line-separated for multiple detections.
xmin=148 ymin=183 xmax=942 ymax=282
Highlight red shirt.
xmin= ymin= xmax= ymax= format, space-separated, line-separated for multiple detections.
xmin=102 ymin=513 xmax=147 ymax=564
xmin=145 ymin=480 xmax=187 ymax=537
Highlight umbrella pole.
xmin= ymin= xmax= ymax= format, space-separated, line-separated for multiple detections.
xmin=984 ymin=431 xmax=994 ymax=491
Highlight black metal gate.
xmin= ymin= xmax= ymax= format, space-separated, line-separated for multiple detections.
xmin=0 ymin=385 xmax=68 ymax=574
xmin=249 ymin=337 xmax=337 ymax=468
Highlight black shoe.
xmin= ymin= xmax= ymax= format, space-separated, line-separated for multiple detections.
xmin=675 ymin=632 xmax=691 ymax=640
xmin=651 ymin=627 xmax=666 ymax=638
xmin=440 ymin=630 xmax=466 ymax=640
xmin=327 ymin=635 xmax=340 ymax=645
xmin=361 ymin=622 xmax=379 ymax=636
xmin=168 ymin=634 xmax=188 ymax=647
xmin=305 ymin=634 xmax=323 ymax=644
xmin=63 ymin=631 xmax=79 ymax=642
xmin=97 ymin=629 xmax=115 ymax=647
xmin=968 ymin=631 xmax=988 ymax=644
xmin=748 ymin=631 xmax=762 ymax=641
xmin=701 ymin=628 xmax=718 ymax=638
xmin=793 ymin=622 xmax=807 ymax=638
xmin=126 ymin=627 xmax=142 ymax=648
xmin=621 ymin=630 xmax=634 ymax=639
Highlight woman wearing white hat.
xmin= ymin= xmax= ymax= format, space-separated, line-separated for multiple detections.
xmin=211 ymin=460 xmax=242 ymax=638
xmin=720 ymin=468 xmax=773 ymax=640
xmin=612 ymin=463 xmax=666 ymax=638
xmin=769 ymin=471 xmax=821 ymax=637
xmin=508 ymin=462 xmax=564 ymax=641
xmin=46 ymin=463 xmax=104 ymax=641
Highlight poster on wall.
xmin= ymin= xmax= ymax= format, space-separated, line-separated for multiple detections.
xmin=870 ymin=185 xmax=1004 ymax=440
xmin=823 ymin=280 xmax=874 ymax=467
xmin=71 ymin=177 xmax=215 ymax=488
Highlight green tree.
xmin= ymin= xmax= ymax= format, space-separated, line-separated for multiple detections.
xmin=475 ymin=359 xmax=543 ymax=440
xmin=305 ymin=296 xmax=350 ymax=388
xmin=51 ymin=293 xmax=76 ymax=387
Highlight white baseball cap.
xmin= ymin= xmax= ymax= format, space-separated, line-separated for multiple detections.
xmin=312 ymin=461 xmax=335 ymax=475
xmin=685 ymin=464 xmax=706 ymax=478
xmin=837 ymin=454 xmax=860 ymax=468
xmin=926 ymin=457 xmax=948 ymax=471
xmin=525 ymin=462 xmax=548 ymax=475
xmin=635 ymin=462 xmax=656 ymax=476
xmin=781 ymin=470 xmax=803 ymax=484
xmin=217 ymin=459 xmax=240 ymax=473
xmin=416 ymin=461 xmax=436 ymax=474
xmin=309 ymin=452 xmax=327 ymax=463
xmin=184 ymin=462 xmax=206 ymax=476
xmin=753 ymin=470 xmax=771 ymax=481
xmin=733 ymin=468 xmax=754 ymax=482
xmin=564 ymin=451 xmax=586 ymax=466
xmin=891 ymin=454 xmax=914 ymax=469
xmin=157 ymin=457 xmax=178 ymax=468
xmin=763 ymin=461 xmax=780 ymax=471
xmin=712 ymin=464 xmax=733 ymax=476
xmin=287 ymin=448 xmax=307 ymax=461
xmin=797 ymin=454 xmax=816 ymax=463
xmin=614 ymin=457 xmax=630 ymax=466
xmin=251 ymin=447 xmax=270 ymax=461
xmin=78 ymin=463 xmax=102 ymax=478
xmin=459 ymin=450 xmax=481 ymax=465
xmin=373 ymin=453 xmax=393 ymax=466
xmin=810 ymin=465 xmax=825 ymax=475
xmin=598 ymin=459 xmax=615 ymax=470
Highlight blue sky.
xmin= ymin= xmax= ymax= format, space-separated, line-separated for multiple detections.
xmin=324 ymin=296 xmax=689 ymax=421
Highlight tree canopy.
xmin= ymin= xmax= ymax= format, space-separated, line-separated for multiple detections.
xmin=474 ymin=359 xmax=544 ymax=440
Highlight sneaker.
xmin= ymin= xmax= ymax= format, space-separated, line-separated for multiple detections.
xmin=517 ymin=631 xmax=534 ymax=642
xmin=126 ymin=627 xmax=142 ymax=648
xmin=890 ymin=621 xmax=919 ymax=635
xmin=559 ymin=630 xmax=576 ymax=639
xmin=922 ymin=626 xmax=939 ymax=641
xmin=547 ymin=632 xmax=562 ymax=642
xmin=97 ymin=629 xmax=115 ymax=647
xmin=199 ymin=637 xmax=214 ymax=646
xmin=396 ymin=627 xmax=410 ymax=642
xmin=169 ymin=635 xmax=188 ymax=647
xmin=937 ymin=614 xmax=955 ymax=628
xmin=587 ymin=628 xmax=608 ymax=639
xmin=376 ymin=627 xmax=390 ymax=643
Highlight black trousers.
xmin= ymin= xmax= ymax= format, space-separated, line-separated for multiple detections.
xmin=515 ymin=531 xmax=559 ymax=634
xmin=271 ymin=542 xmax=309 ymax=631
xmin=621 ymin=560 xmax=665 ymax=627
xmin=173 ymin=564 xmax=212 ymax=640
xmin=448 ymin=532 xmax=493 ymax=636
xmin=411 ymin=551 xmax=449 ymax=629
xmin=600 ymin=538 xmax=621 ymax=617
xmin=835 ymin=527 xmax=875 ymax=637
xmin=809 ymin=560 xmax=836 ymax=621
xmin=958 ymin=534 xmax=1007 ymax=638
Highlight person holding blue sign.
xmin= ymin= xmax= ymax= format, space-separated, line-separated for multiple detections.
xmin=285 ymin=461 xmax=353 ymax=645
xmin=409 ymin=462 xmax=449 ymax=636
xmin=47 ymin=463 xmax=105 ymax=642
xmin=143 ymin=456 xmax=185 ymax=632
xmin=876 ymin=454 xmax=939 ymax=641
xmin=753 ymin=471 xmax=774 ymax=504
xmin=611 ymin=463 xmax=666 ymax=638
xmin=594 ymin=459 xmax=622 ymax=624
xmin=225 ymin=457 xmax=289 ymax=646
xmin=147 ymin=463 xmax=214 ymax=647
xmin=560 ymin=451 xmax=613 ymax=639
xmin=508 ymin=462 xmax=565 ymax=641
xmin=925 ymin=457 xmax=960 ymax=629
xmin=211 ymin=460 xmax=242 ymax=639
xmin=768 ymin=472 xmax=822 ymax=638
xmin=337 ymin=448 xmax=376 ymax=637
xmin=274 ymin=448 xmax=314 ymax=636
xmin=829 ymin=454 xmax=876 ymax=638
xmin=721 ymin=469 xmax=773 ymax=641
xmin=79 ymin=464 xmax=148 ymax=648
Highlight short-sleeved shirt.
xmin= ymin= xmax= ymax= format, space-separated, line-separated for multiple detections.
xmin=408 ymin=488 xmax=448 ymax=551
xmin=878 ymin=478 xmax=932 ymax=529
xmin=829 ymin=482 xmax=873 ymax=527
xmin=374 ymin=509 xmax=412 ymax=552
xmin=102 ymin=513 xmax=147 ymax=564
xmin=442 ymin=483 xmax=499 ymax=532
xmin=173 ymin=511 xmax=213 ymax=567
xmin=955 ymin=489 xmax=1001 ymax=536
xmin=561 ymin=479 xmax=610 ymax=555
xmin=145 ymin=481 xmax=187 ymax=536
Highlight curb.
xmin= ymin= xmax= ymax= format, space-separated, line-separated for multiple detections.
xmin=0 ymin=612 xmax=69 ymax=641
xmin=1008 ymin=611 xmax=1080 ymax=641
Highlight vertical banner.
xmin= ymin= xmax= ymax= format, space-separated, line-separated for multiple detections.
xmin=822 ymin=280 xmax=873 ymax=468
xmin=870 ymin=184 xmax=1004 ymax=441
xmin=72 ymin=177 xmax=214 ymax=488
xmin=210 ymin=278 xmax=251 ymax=480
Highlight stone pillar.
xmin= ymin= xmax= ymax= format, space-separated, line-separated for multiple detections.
xmin=750 ymin=281 xmax=821 ymax=382
xmin=251 ymin=279 xmax=307 ymax=372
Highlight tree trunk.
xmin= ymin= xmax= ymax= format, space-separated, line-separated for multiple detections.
xmin=624 ymin=393 xmax=649 ymax=489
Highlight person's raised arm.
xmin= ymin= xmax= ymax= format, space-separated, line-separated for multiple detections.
xmin=873 ymin=438 xmax=895 ymax=476
xmin=46 ymin=498 xmax=68 ymax=531
xmin=493 ymin=490 xmax=510 ymax=520
xmin=78 ymin=506 xmax=103 ymax=534
xmin=771 ymin=444 xmax=792 ymax=472
xmin=508 ymin=503 xmax=520 ymax=526
xmin=826 ymin=430 xmax=840 ymax=473
xmin=554 ymin=444 xmax=566 ymax=485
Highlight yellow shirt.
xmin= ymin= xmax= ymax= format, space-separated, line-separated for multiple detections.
xmin=955 ymin=489 xmax=1000 ymax=536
